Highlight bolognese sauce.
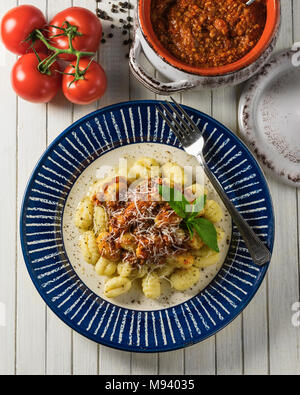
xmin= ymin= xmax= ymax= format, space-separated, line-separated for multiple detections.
xmin=151 ymin=0 xmax=267 ymax=68
xmin=93 ymin=178 xmax=190 ymax=267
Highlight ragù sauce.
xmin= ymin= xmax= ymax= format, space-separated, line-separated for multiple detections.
xmin=151 ymin=0 xmax=267 ymax=68
xmin=93 ymin=178 xmax=190 ymax=267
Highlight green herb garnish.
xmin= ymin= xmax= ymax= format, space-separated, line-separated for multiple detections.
xmin=158 ymin=185 xmax=219 ymax=253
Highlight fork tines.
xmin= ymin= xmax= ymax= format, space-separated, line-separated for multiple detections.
xmin=156 ymin=97 xmax=201 ymax=145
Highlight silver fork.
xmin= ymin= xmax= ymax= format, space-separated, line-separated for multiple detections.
xmin=156 ymin=98 xmax=271 ymax=266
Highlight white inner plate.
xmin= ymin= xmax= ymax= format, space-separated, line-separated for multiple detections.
xmin=239 ymin=50 xmax=300 ymax=187
xmin=63 ymin=143 xmax=232 ymax=311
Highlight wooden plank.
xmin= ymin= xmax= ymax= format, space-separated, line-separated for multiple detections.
xmin=237 ymin=57 xmax=266 ymax=373
xmin=298 ymin=188 xmax=300 ymax=319
xmin=267 ymin=0 xmax=300 ymax=375
xmin=71 ymin=0 xmax=100 ymax=376
xmin=294 ymin=0 xmax=300 ymax=41
xmin=184 ymin=339 xmax=215 ymax=375
xmin=132 ymin=354 xmax=159 ymax=375
xmin=97 ymin=0 xmax=133 ymax=375
xmin=127 ymin=1 xmax=161 ymax=375
xmin=99 ymin=347 xmax=132 ymax=375
xmin=0 ymin=0 xmax=17 ymax=376
xmin=97 ymin=0 xmax=131 ymax=108
xmin=268 ymin=181 xmax=300 ymax=375
xmin=243 ymin=286 xmax=268 ymax=375
xmin=15 ymin=0 xmax=48 ymax=375
xmin=212 ymin=87 xmax=243 ymax=375
xmin=45 ymin=0 xmax=73 ymax=376
xmin=182 ymin=91 xmax=216 ymax=375
xmin=235 ymin=35 xmax=267 ymax=374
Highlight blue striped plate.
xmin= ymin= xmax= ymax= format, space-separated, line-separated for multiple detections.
xmin=20 ymin=101 xmax=274 ymax=353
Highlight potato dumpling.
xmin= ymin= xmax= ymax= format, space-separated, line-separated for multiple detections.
xmin=167 ymin=253 xmax=195 ymax=269
xmin=170 ymin=267 xmax=201 ymax=291
xmin=188 ymin=233 xmax=204 ymax=250
xmin=204 ymin=200 xmax=223 ymax=223
xmin=79 ymin=231 xmax=100 ymax=265
xmin=194 ymin=253 xmax=220 ymax=268
xmin=93 ymin=205 xmax=108 ymax=236
xmin=117 ymin=261 xmax=134 ymax=278
xmin=128 ymin=157 xmax=160 ymax=181
xmin=216 ymin=227 xmax=225 ymax=242
xmin=154 ymin=263 xmax=176 ymax=278
xmin=136 ymin=157 xmax=159 ymax=170
xmin=74 ymin=197 xmax=93 ymax=230
xmin=95 ymin=257 xmax=117 ymax=276
xmin=142 ymin=273 xmax=161 ymax=299
xmin=131 ymin=265 xmax=148 ymax=279
xmin=104 ymin=276 xmax=132 ymax=298
xmin=161 ymin=162 xmax=187 ymax=186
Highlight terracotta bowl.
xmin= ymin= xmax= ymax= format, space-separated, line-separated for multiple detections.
xmin=129 ymin=0 xmax=281 ymax=94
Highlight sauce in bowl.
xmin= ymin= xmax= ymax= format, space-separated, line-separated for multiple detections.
xmin=151 ymin=0 xmax=267 ymax=68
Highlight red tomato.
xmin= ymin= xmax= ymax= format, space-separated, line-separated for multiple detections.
xmin=1 ymin=5 xmax=47 ymax=55
xmin=11 ymin=53 xmax=61 ymax=103
xmin=48 ymin=7 xmax=102 ymax=61
xmin=62 ymin=58 xmax=107 ymax=105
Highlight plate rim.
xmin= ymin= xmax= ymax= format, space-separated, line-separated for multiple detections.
xmin=239 ymin=49 xmax=300 ymax=187
xmin=20 ymin=100 xmax=275 ymax=353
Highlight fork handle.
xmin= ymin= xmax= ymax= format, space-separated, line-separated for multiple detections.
xmin=201 ymin=159 xmax=271 ymax=266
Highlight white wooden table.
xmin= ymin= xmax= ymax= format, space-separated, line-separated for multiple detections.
xmin=0 ymin=0 xmax=299 ymax=376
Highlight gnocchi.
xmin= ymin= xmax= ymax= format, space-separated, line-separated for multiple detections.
xmin=128 ymin=157 xmax=160 ymax=181
xmin=161 ymin=162 xmax=187 ymax=186
xmin=167 ymin=254 xmax=195 ymax=269
xmin=194 ymin=253 xmax=220 ymax=268
xmin=117 ymin=261 xmax=134 ymax=278
xmin=93 ymin=205 xmax=108 ymax=235
xmin=204 ymin=200 xmax=223 ymax=223
xmin=75 ymin=197 xmax=93 ymax=230
xmin=79 ymin=231 xmax=100 ymax=265
xmin=104 ymin=276 xmax=132 ymax=298
xmin=142 ymin=273 xmax=161 ymax=299
xmin=170 ymin=267 xmax=201 ymax=291
xmin=74 ymin=156 xmax=227 ymax=300
xmin=95 ymin=257 xmax=117 ymax=276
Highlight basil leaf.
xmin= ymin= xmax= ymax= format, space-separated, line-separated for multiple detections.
xmin=158 ymin=184 xmax=219 ymax=252
xmin=190 ymin=217 xmax=219 ymax=252
xmin=158 ymin=185 xmax=187 ymax=219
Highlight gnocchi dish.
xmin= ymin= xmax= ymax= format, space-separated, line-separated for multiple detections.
xmin=74 ymin=157 xmax=225 ymax=300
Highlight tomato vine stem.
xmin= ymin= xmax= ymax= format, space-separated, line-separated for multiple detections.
xmin=33 ymin=24 xmax=95 ymax=81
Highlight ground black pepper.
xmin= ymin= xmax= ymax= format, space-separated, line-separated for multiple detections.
xmin=95 ymin=0 xmax=133 ymax=49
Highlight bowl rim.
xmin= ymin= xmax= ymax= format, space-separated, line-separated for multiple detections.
xmin=138 ymin=0 xmax=281 ymax=77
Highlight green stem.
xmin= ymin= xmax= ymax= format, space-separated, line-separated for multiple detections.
xmin=68 ymin=31 xmax=75 ymax=53
xmin=35 ymin=29 xmax=94 ymax=57
xmin=33 ymin=27 xmax=96 ymax=80
xmin=39 ymin=52 xmax=58 ymax=74
xmin=74 ymin=54 xmax=82 ymax=78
